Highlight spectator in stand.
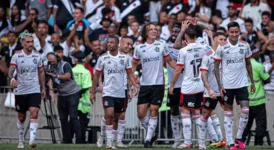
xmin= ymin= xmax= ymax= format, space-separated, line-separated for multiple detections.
xmin=0 ymin=54 xmax=8 ymax=88
xmin=14 ymin=8 xmax=39 ymax=33
xmin=192 ymin=0 xmax=212 ymax=28
xmin=211 ymin=10 xmax=223 ymax=29
xmin=220 ymin=3 xmax=246 ymax=33
xmin=0 ymin=31 xmax=22 ymax=68
xmin=241 ymin=18 xmax=260 ymax=48
xmin=66 ymin=7 xmax=90 ymax=38
xmin=84 ymin=0 xmax=104 ymax=24
xmin=26 ymin=0 xmax=52 ymax=21
xmin=262 ymin=33 xmax=274 ymax=61
xmin=160 ymin=0 xmax=186 ymax=25
xmin=50 ymin=32 xmax=75 ymax=58
xmin=83 ymin=49 xmax=94 ymax=79
xmin=129 ymin=21 xmax=140 ymax=43
xmin=89 ymin=16 xmax=111 ymax=45
xmin=10 ymin=5 xmax=26 ymax=27
xmin=149 ymin=0 xmax=161 ymax=23
xmin=256 ymin=11 xmax=274 ymax=42
xmin=32 ymin=21 xmax=51 ymax=54
xmin=160 ymin=14 xmax=176 ymax=41
xmin=10 ymin=0 xmax=27 ymax=18
xmin=0 ymin=6 xmax=12 ymax=37
xmin=240 ymin=0 xmax=270 ymax=25
xmin=108 ymin=25 xmax=118 ymax=36
xmin=119 ymin=26 xmax=128 ymax=38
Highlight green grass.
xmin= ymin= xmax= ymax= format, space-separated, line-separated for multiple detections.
xmin=0 ymin=144 xmax=273 ymax=150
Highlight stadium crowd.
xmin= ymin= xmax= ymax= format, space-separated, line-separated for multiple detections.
xmin=0 ymin=0 xmax=274 ymax=149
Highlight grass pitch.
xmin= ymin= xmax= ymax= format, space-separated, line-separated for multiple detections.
xmin=0 ymin=144 xmax=273 ymax=150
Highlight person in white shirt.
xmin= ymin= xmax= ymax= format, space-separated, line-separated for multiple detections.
xmin=85 ymin=0 xmax=103 ymax=23
xmin=91 ymin=35 xmax=138 ymax=149
xmin=132 ymin=23 xmax=176 ymax=148
xmin=169 ymin=24 xmax=208 ymax=149
xmin=220 ymin=4 xmax=246 ymax=33
xmin=214 ymin=22 xmax=255 ymax=150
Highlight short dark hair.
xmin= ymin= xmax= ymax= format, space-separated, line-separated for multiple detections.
xmin=217 ymin=27 xmax=226 ymax=33
xmin=121 ymin=35 xmax=132 ymax=40
xmin=108 ymin=35 xmax=119 ymax=44
xmin=227 ymin=22 xmax=240 ymax=30
xmin=213 ymin=32 xmax=226 ymax=38
xmin=8 ymin=30 xmax=17 ymax=36
xmin=102 ymin=7 xmax=112 ymax=16
xmin=54 ymin=45 xmax=64 ymax=52
xmin=261 ymin=11 xmax=271 ymax=17
xmin=245 ymin=18 xmax=253 ymax=25
xmin=185 ymin=25 xmax=197 ymax=39
xmin=75 ymin=7 xmax=84 ymax=14
xmin=30 ymin=8 xmax=39 ymax=14
xmin=38 ymin=20 xmax=49 ymax=26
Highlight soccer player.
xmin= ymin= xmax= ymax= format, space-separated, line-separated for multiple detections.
xmin=132 ymin=23 xmax=176 ymax=148
xmin=164 ymin=24 xmax=184 ymax=148
xmin=91 ymin=35 xmax=138 ymax=149
xmin=214 ymin=22 xmax=255 ymax=150
xmin=200 ymin=32 xmax=227 ymax=148
xmin=9 ymin=32 xmax=46 ymax=148
xmin=169 ymin=25 xmax=207 ymax=149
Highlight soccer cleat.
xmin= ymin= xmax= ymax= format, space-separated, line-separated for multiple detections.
xmin=171 ymin=141 xmax=181 ymax=148
xmin=106 ymin=139 xmax=113 ymax=149
xmin=207 ymin=141 xmax=221 ymax=148
xmin=144 ymin=140 xmax=152 ymax=148
xmin=220 ymin=140 xmax=226 ymax=147
xmin=229 ymin=145 xmax=238 ymax=150
xmin=28 ymin=141 xmax=37 ymax=148
xmin=198 ymin=143 xmax=207 ymax=149
xmin=115 ymin=141 xmax=127 ymax=148
xmin=177 ymin=143 xmax=192 ymax=148
xmin=17 ymin=142 xmax=24 ymax=148
xmin=97 ymin=136 xmax=104 ymax=147
xmin=235 ymin=139 xmax=246 ymax=149
xmin=151 ymin=133 xmax=158 ymax=144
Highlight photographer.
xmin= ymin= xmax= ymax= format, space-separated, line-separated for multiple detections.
xmin=46 ymin=52 xmax=81 ymax=144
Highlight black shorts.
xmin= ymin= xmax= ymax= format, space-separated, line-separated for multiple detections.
xmin=167 ymin=88 xmax=181 ymax=107
xmin=15 ymin=93 xmax=41 ymax=112
xmin=137 ymin=85 xmax=164 ymax=106
xmin=204 ymin=97 xmax=222 ymax=110
xmin=180 ymin=92 xmax=204 ymax=110
xmin=102 ymin=96 xmax=127 ymax=113
xmin=225 ymin=87 xmax=249 ymax=105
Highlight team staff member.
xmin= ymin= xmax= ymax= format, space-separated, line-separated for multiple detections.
xmin=71 ymin=51 xmax=92 ymax=143
xmin=46 ymin=52 xmax=81 ymax=144
xmin=132 ymin=23 xmax=176 ymax=148
xmin=214 ymin=22 xmax=255 ymax=150
xmin=9 ymin=32 xmax=46 ymax=148
xmin=242 ymin=46 xmax=270 ymax=145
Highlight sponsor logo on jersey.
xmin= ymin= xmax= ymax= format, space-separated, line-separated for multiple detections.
xmin=32 ymin=55 xmax=38 ymax=58
xmin=194 ymin=53 xmax=199 ymax=58
xmin=140 ymin=45 xmax=146 ymax=48
xmin=226 ymin=58 xmax=244 ymax=65
xmin=224 ymin=46 xmax=230 ymax=50
xmin=18 ymin=55 xmax=24 ymax=58
xmin=104 ymin=56 xmax=110 ymax=60
xmin=20 ymin=68 xmax=36 ymax=74
xmin=187 ymin=49 xmax=193 ymax=52
xmin=239 ymin=49 xmax=244 ymax=54
xmin=107 ymin=68 xmax=125 ymax=75
xmin=154 ymin=43 xmax=160 ymax=46
xmin=154 ymin=47 xmax=160 ymax=52
xmin=143 ymin=56 xmax=160 ymax=63
xmin=238 ymin=44 xmax=244 ymax=47
xmin=119 ymin=55 xmax=125 ymax=58
xmin=187 ymin=102 xmax=195 ymax=107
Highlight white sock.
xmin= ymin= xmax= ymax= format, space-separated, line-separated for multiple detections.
xmin=224 ymin=111 xmax=234 ymax=145
xmin=112 ymin=129 xmax=117 ymax=142
xmin=192 ymin=114 xmax=201 ymax=144
xmin=171 ymin=115 xmax=181 ymax=142
xmin=29 ymin=119 xmax=38 ymax=143
xmin=140 ymin=115 xmax=149 ymax=130
xmin=199 ymin=116 xmax=207 ymax=144
xmin=100 ymin=117 xmax=106 ymax=137
xmin=236 ymin=107 xmax=249 ymax=139
xmin=117 ymin=120 xmax=126 ymax=143
xmin=211 ymin=114 xmax=223 ymax=141
xmin=106 ymin=125 xmax=113 ymax=142
xmin=17 ymin=120 xmax=25 ymax=142
xmin=206 ymin=117 xmax=218 ymax=142
xmin=182 ymin=113 xmax=192 ymax=145
xmin=145 ymin=116 xmax=158 ymax=141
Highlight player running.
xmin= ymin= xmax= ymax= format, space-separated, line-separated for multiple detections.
xmin=132 ymin=23 xmax=176 ymax=148
xmin=9 ymin=31 xmax=46 ymax=149
xmin=199 ymin=32 xmax=227 ymax=148
xmin=91 ymin=35 xmax=138 ymax=149
xmin=214 ymin=22 xmax=255 ymax=150
xmin=169 ymin=25 xmax=207 ymax=149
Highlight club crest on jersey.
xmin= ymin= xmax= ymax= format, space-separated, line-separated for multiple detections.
xmin=119 ymin=59 xmax=125 ymax=65
xmin=194 ymin=54 xmax=199 ymax=58
xmin=33 ymin=58 xmax=38 ymax=64
xmin=239 ymin=49 xmax=244 ymax=54
xmin=154 ymin=47 xmax=160 ymax=52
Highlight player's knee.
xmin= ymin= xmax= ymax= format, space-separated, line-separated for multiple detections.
xmin=241 ymin=106 xmax=249 ymax=114
xmin=29 ymin=110 xmax=39 ymax=119
xmin=119 ymin=113 xmax=125 ymax=120
xmin=18 ymin=115 xmax=26 ymax=122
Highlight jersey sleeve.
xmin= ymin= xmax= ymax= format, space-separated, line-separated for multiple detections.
xmin=245 ymin=44 xmax=252 ymax=59
xmin=10 ymin=54 xmax=17 ymax=67
xmin=177 ymin=50 xmax=184 ymax=66
xmin=38 ymin=55 xmax=43 ymax=68
xmin=95 ymin=56 xmax=104 ymax=72
xmin=163 ymin=44 xmax=170 ymax=57
xmin=258 ymin=64 xmax=270 ymax=81
xmin=133 ymin=47 xmax=140 ymax=61
xmin=200 ymin=55 xmax=209 ymax=72
xmin=213 ymin=45 xmax=222 ymax=61
xmin=125 ymin=56 xmax=132 ymax=70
